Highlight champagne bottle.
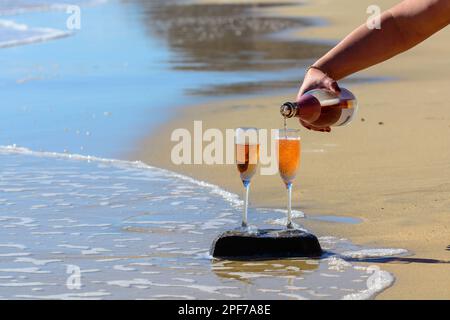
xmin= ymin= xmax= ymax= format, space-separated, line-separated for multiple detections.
xmin=280 ymin=88 xmax=358 ymax=128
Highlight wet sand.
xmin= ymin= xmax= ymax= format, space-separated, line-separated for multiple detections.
xmin=134 ymin=0 xmax=450 ymax=299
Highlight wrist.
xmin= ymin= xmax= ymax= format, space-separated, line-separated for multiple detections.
xmin=306 ymin=65 xmax=328 ymax=76
xmin=307 ymin=61 xmax=336 ymax=79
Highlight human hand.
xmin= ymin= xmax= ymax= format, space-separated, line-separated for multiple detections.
xmin=297 ymin=66 xmax=341 ymax=133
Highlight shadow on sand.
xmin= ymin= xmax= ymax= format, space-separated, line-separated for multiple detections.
xmin=346 ymin=256 xmax=450 ymax=265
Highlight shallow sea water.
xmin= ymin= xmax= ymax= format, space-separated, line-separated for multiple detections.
xmin=0 ymin=146 xmax=407 ymax=300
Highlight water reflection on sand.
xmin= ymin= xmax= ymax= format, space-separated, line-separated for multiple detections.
xmin=134 ymin=0 xmax=331 ymax=95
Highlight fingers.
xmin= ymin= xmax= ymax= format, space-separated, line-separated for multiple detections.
xmin=297 ymin=84 xmax=311 ymax=100
xmin=300 ymin=120 xmax=312 ymax=130
xmin=315 ymin=126 xmax=331 ymax=133
xmin=330 ymin=80 xmax=341 ymax=93
xmin=323 ymin=77 xmax=341 ymax=93
xmin=298 ymin=76 xmax=340 ymax=101
xmin=300 ymin=120 xmax=331 ymax=133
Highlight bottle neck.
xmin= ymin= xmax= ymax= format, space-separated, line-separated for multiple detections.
xmin=280 ymin=102 xmax=298 ymax=118
xmin=280 ymin=94 xmax=322 ymax=123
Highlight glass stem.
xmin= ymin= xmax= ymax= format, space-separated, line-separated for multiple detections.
xmin=242 ymin=181 xmax=250 ymax=228
xmin=286 ymin=182 xmax=293 ymax=229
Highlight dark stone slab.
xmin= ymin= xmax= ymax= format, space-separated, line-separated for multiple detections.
xmin=210 ymin=228 xmax=322 ymax=259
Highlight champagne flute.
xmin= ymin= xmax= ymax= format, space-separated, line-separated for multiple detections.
xmin=276 ymin=129 xmax=301 ymax=229
xmin=235 ymin=127 xmax=259 ymax=228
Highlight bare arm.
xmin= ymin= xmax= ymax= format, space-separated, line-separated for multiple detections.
xmin=314 ymin=0 xmax=450 ymax=80
xmin=297 ymin=0 xmax=450 ymax=131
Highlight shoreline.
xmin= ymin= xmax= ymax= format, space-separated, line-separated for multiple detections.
xmin=133 ymin=0 xmax=450 ymax=299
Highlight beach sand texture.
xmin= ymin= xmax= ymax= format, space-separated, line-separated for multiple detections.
xmin=134 ymin=0 xmax=450 ymax=299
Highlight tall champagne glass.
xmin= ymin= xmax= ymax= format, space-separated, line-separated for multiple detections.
xmin=276 ymin=129 xmax=301 ymax=229
xmin=235 ymin=127 xmax=259 ymax=228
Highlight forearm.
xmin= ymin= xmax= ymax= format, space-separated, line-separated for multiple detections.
xmin=313 ymin=0 xmax=450 ymax=80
